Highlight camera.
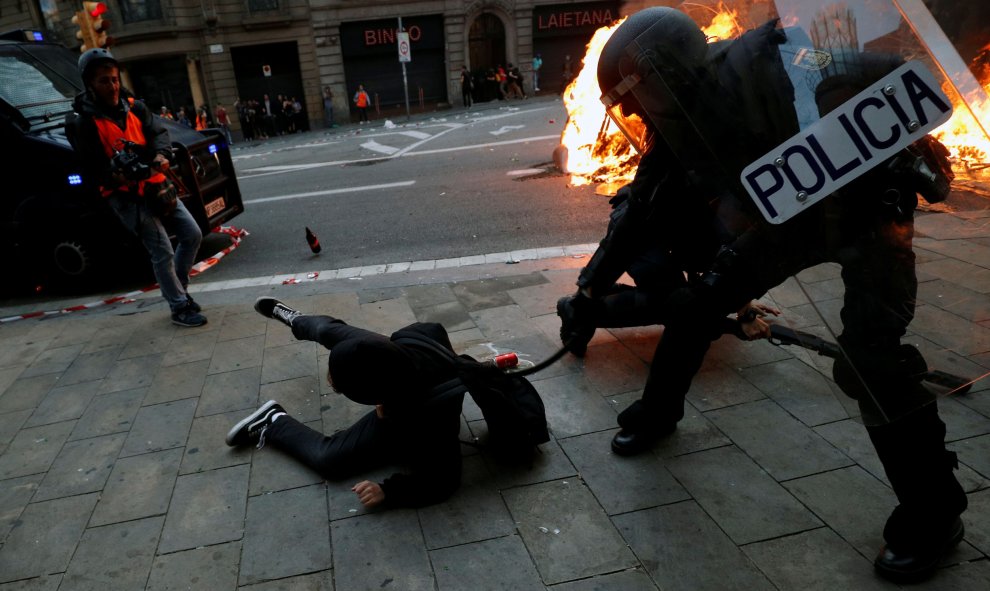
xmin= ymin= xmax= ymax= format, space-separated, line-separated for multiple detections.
xmin=110 ymin=140 xmax=152 ymax=181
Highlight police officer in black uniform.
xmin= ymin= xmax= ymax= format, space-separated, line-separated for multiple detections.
xmin=558 ymin=7 xmax=966 ymax=583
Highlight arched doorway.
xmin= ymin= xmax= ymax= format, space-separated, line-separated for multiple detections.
xmin=468 ymin=13 xmax=506 ymax=102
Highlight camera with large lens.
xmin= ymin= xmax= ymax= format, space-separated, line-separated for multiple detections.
xmin=110 ymin=140 xmax=152 ymax=181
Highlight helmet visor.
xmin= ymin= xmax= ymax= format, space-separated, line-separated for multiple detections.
xmin=601 ymin=72 xmax=652 ymax=154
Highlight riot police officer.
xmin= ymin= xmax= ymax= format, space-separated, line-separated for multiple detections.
xmin=560 ymin=7 xmax=966 ymax=583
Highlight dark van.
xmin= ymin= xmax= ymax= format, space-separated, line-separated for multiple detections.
xmin=0 ymin=31 xmax=243 ymax=291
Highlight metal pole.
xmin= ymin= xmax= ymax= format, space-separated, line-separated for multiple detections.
xmin=399 ymin=17 xmax=411 ymax=120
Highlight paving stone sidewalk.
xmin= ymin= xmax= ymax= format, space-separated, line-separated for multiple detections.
xmin=0 ymin=211 xmax=988 ymax=590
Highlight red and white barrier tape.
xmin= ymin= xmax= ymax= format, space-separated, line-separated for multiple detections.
xmin=282 ymin=272 xmax=320 ymax=285
xmin=0 ymin=226 xmax=249 ymax=324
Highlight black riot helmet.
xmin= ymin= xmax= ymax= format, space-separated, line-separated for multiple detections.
xmin=598 ymin=7 xmax=708 ymax=154
xmin=78 ymin=47 xmax=118 ymax=85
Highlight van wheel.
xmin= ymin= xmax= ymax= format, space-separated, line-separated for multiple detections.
xmin=39 ymin=232 xmax=104 ymax=290
xmin=52 ymin=238 xmax=94 ymax=278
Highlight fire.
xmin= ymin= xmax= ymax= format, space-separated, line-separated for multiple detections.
xmin=560 ymin=7 xmax=742 ymax=188
xmin=559 ymin=17 xmax=637 ymax=188
xmin=561 ymin=8 xmax=990 ymax=191
xmin=934 ymin=44 xmax=990 ymax=177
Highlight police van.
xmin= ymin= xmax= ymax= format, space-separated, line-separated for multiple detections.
xmin=0 ymin=30 xmax=243 ymax=292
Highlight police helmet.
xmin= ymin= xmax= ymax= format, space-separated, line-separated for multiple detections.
xmin=79 ymin=47 xmax=118 ymax=83
xmin=598 ymin=7 xmax=708 ymax=152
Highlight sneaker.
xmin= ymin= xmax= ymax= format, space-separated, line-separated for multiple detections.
xmin=172 ymin=304 xmax=207 ymax=327
xmin=225 ymin=400 xmax=286 ymax=447
xmin=185 ymin=294 xmax=201 ymax=314
xmin=254 ymin=297 xmax=302 ymax=327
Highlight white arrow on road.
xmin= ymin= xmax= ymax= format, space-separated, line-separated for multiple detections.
xmin=361 ymin=140 xmax=400 ymax=155
xmin=490 ymin=125 xmax=525 ymax=136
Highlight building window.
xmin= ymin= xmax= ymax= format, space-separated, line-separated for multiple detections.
xmin=248 ymin=0 xmax=280 ymax=12
xmin=36 ymin=0 xmax=60 ymax=32
xmin=119 ymin=0 xmax=164 ymax=24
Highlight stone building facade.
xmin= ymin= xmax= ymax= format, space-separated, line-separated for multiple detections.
xmin=2 ymin=0 xmax=622 ymax=133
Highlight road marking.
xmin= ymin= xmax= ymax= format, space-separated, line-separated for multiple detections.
xmin=186 ymin=243 xmax=598 ymax=295
xmin=490 ymin=125 xmax=525 ymax=136
xmin=244 ymin=181 xmax=416 ymax=204
xmin=399 ymin=131 xmax=431 ymax=139
xmin=404 ymin=135 xmax=560 ymax=156
xmin=361 ymin=140 xmax=400 ymax=155
xmin=507 ymin=168 xmax=545 ymax=176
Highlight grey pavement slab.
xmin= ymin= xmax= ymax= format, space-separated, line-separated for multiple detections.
xmin=180 ymin=410 xmax=252 ymax=475
xmin=965 ymin=488 xmax=990 ymax=556
xmin=739 ymin=357 xmax=851 ymax=426
xmin=502 ymin=479 xmax=637 ymax=585
xmin=198 ymin=364 xmax=262 ymax=416
xmin=742 ymin=527 xmax=891 ymax=591
xmin=578 ymin=340 xmax=651 ymax=396
xmin=260 ymin=375 xmax=323 ymax=423
xmin=60 ymin=516 xmax=163 ymax=591
xmin=120 ymin=398 xmax=198 ymax=457
xmin=89 ymin=447 xmax=182 ymax=526
xmin=559 ymin=429 xmax=689 ymax=515
xmin=535 ymin=372 xmax=618 ymax=439
xmin=260 ymin=340 xmax=318 ymax=384
xmin=57 ymin=347 xmax=122 ymax=386
xmin=159 ymin=464 xmax=250 ymax=553
xmin=0 ymin=474 xmax=40 ymax=542
xmin=99 ymin=352 xmax=164 ymax=393
xmin=705 ymin=399 xmax=854 ymax=481
xmin=33 ymin=432 xmax=124 ymax=502
xmin=146 ymin=541 xmax=241 ymax=591
xmin=613 ymin=502 xmax=775 ymax=591
xmin=666 ymin=445 xmax=823 ymax=544
xmin=23 ymin=380 xmax=101 ymax=428
xmin=208 ymin=333 xmax=265 ymax=374
xmin=783 ymin=465 xmax=894 ymax=558
xmin=240 ymin=484 xmax=332 ymax=586
xmin=68 ymin=387 xmax=145 ymax=440
xmin=686 ymin=363 xmax=766 ymax=411
xmin=549 ymin=569 xmax=658 ymax=591
xmin=145 ymin=358 xmax=209 ymax=405
xmin=430 ymin=535 xmax=545 ymax=591
xmin=332 ymin=510 xmax=433 ymax=591
xmin=247 ymin=420 xmax=325 ymax=496
xmin=0 ymin=374 xmax=60 ymax=415
xmin=0 ymin=493 xmax=98 ymax=583
xmin=18 ymin=343 xmax=83 ymax=379
xmin=0 ymin=420 xmax=74 ymax=480
xmin=418 ymin=456 xmax=515 ymax=550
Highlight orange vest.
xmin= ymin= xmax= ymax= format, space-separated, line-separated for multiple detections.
xmin=92 ymin=108 xmax=166 ymax=197
xmin=355 ymin=91 xmax=369 ymax=108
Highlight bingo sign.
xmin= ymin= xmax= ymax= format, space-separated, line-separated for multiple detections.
xmin=397 ymin=31 xmax=411 ymax=63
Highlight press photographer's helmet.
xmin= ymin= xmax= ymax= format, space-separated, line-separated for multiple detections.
xmin=598 ymin=7 xmax=708 ymax=153
xmin=78 ymin=47 xmax=118 ymax=84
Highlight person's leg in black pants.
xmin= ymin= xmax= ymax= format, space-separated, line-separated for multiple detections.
xmin=264 ymin=410 xmax=393 ymax=481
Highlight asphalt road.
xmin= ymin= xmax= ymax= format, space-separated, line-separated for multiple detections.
xmin=203 ymin=96 xmax=612 ymax=283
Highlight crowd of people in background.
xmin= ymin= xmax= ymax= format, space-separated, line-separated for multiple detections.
xmin=155 ymin=94 xmax=307 ymax=143
xmin=151 ymin=53 xmax=563 ymax=139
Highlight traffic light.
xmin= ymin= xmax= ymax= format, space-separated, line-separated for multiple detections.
xmin=84 ymin=2 xmax=112 ymax=49
xmin=71 ymin=3 xmax=111 ymax=52
xmin=71 ymin=10 xmax=95 ymax=52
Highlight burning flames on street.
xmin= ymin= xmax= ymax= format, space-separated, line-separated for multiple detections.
xmin=559 ymin=10 xmax=990 ymax=194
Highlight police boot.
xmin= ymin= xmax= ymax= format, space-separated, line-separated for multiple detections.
xmin=611 ymin=399 xmax=677 ymax=456
xmin=867 ymin=402 xmax=968 ymax=583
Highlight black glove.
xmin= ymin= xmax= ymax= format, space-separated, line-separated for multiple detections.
xmin=557 ymin=292 xmax=601 ymax=356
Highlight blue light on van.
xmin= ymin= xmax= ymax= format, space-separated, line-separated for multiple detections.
xmin=31 ymin=31 xmax=44 ymax=41
xmin=208 ymin=144 xmax=217 ymax=154
xmin=68 ymin=174 xmax=82 ymax=185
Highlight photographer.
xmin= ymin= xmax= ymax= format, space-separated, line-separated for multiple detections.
xmin=65 ymin=48 xmax=206 ymax=327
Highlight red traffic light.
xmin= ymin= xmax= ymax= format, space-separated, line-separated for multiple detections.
xmin=85 ymin=2 xmax=107 ymax=18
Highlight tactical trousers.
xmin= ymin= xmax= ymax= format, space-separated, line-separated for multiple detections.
xmin=867 ymin=402 xmax=967 ymax=550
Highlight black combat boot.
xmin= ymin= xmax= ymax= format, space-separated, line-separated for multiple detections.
xmin=867 ymin=403 xmax=968 ymax=583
